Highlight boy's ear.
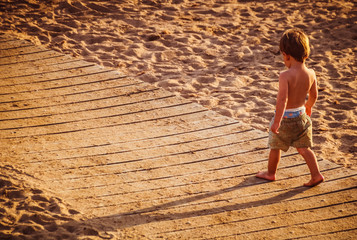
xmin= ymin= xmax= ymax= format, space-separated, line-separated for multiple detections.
xmin=282 ymin=52 xmax=290 ymax=60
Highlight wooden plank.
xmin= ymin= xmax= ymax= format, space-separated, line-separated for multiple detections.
xmin=54 ymin=161 xmax=348 ymax=211
xmin=0 ymin=79 xmax=146 ymax=106
xmin=0 ymin=46 xmax=60 ymax=65
xmin=0 ymin=59 xmax=96 ymax=80
xmin=0 ymin=38 xmax=33 ymax=50
xmin=99 ymin=173 xmax=356 ymax=238
xmin=0 ymin=114 xmax=239 ymax=153
xmin=0 ymin=102 xmax=209 ymax=138
xmin=5 ymin=121 xmax=249 ymax=159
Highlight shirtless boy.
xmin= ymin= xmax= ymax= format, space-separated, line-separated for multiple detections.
xmin=256 ymin=28 xmax=324 ymax=187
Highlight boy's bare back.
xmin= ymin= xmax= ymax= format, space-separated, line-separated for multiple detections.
xmin=280 ymin=65 xmax=317 ymax=109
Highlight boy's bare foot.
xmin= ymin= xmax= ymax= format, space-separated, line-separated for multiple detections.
xmin=303 ymin=175 xmax=325 ymax=187
xmin=256 ymin=171 xmax=276 ymax=181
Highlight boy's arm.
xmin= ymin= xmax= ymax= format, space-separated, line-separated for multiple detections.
xmin=272 ymin=73 xmax=288 ymax=134
xmin=305 ymin=71 xmax=318 ymax=116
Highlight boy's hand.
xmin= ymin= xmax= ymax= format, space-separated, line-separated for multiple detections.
xmin=271 ymin=122 xmax=280 ymax=134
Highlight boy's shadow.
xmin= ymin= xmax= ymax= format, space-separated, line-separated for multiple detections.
xmin=91 ymin=176 xmax=307 ymax=229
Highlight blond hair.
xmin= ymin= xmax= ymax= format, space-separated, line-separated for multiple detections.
xmin=279 ymin=28 xmax=310 ymax=62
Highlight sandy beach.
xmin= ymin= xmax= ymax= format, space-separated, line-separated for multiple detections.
xmin=0 ymin=0 xmax=356 ymax=239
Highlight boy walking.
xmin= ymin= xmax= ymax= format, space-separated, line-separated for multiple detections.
xmin=256 ymin=28 xmax=324 ymax=187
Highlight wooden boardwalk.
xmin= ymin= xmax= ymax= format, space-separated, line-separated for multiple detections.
xmin=1 ymin=33 xmax=356 ymax=239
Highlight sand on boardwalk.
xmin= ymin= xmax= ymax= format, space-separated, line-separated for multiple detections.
xmin=0 ymin=0 xmax=356 ymax=239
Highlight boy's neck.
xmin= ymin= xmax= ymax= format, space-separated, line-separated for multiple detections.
xmin=287 ymin=57 xmax=306 ymax=69
xmin=289 ymin=59 xmax=306 ymax=69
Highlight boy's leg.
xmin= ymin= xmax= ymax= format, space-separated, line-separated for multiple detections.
xmin=256 ymin=149 xmax=281 ymax=181
xmin=296 ymin=147 xmax=324 ymax=187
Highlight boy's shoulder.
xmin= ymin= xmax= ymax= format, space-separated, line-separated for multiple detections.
xmin=304 ymin=67 xmax=316 ymax=76
xmin=308 ymin=68 xmax=317 ymax=78
xmin=280 ymin=67 xmax=316 ymax=80
xmin=279 ymin=68 xmax=294 ymax=81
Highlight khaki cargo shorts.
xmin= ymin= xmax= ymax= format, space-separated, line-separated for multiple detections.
xmin=268 ymin=113 xmax=313 ymax=152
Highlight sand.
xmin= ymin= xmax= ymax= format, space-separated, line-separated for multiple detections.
xmin=1 ymin=166 xmax=110 ymax=239
xmin=0 ymin=0 xmax=356 ymax=239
